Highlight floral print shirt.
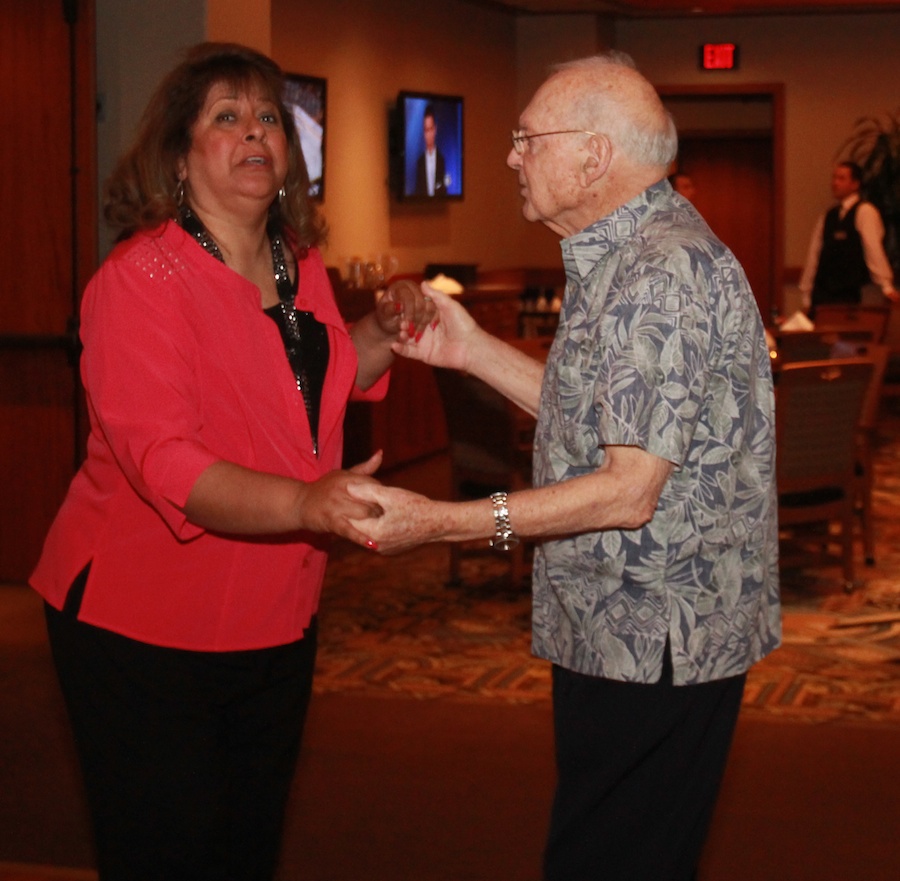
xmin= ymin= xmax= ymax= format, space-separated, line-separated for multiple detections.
xmin=531 ymin=181 xmax=781 ymax=685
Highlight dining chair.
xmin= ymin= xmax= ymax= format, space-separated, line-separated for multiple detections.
xmin=775 ymin=330 xmax=845 ymax=365
xmin=813 ymin=304 xmax=891 ymax=342
xmin=879 ymin=302 xmax=900 ymax=399
xmin=774 ymin=328 xmax=881 ymax=366
xmin=434 ymin=368 xmax=534 ymax=588
xmin=776 ymin=358 xmax=874 ymax=592
xmin=839 ymin=343 xmax=891 ymax=564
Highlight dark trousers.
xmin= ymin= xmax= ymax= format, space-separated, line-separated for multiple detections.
xmin=543 ymin=652 xmax=746 ymax=881
xmin=45 ymin=590 xmax=317 ymax=881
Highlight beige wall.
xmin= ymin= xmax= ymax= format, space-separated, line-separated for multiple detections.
xmin=270 ymin=0 xmax=564 ymax=277
xmin=512 ymin=14 xmax=614 ymax=264
xmin=207 ymin=0 xmax=271 ymax=53
xmin=95 ymin=0 xmax=569 ymax=275
xmin=94 ymin=3 xmax=900 ymax=279
xmin=616 ymin=12 xmax=900 ymax=270
xmin=95 ymin=0 xmax=205 ymax=256
xmin=514 ymin=14 xmax=614 ymax=118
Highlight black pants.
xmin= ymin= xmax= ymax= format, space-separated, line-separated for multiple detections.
xmin=543 ymin=652 xmax=745 ymax=881
xmin=45 ymin=581 xmax=317 ymax=881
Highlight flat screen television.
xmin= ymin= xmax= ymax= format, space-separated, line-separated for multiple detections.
xmin=282 ymin=73 xmax=326 ymax=201
xmin=391 ymin=90 xmax=464 ymax=202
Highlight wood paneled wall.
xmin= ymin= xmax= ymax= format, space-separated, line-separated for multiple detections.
xmin=0 ymin=0 xmax=96 ymax=581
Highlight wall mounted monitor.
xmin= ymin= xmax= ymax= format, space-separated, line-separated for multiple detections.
xmin=282 ymin=73 xmax=326 ymax=201
xmin=392 ymin=90 xmax=464 ymax=202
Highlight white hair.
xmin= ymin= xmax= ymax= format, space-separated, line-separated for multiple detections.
xmin=551 ymin=52 xmax=678 ymax=168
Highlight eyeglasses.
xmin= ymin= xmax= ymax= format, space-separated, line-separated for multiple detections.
xmin=510 ymin=129 xmax=599 ymax=155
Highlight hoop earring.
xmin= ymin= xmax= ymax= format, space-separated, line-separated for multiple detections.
xmin=278 ymin=186 xmax=286 ymax=202
xmin=174 ymin=180 xmax=185 ymax=206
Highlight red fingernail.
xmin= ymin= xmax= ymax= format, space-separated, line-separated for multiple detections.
xmin=366 ymin=539 xmax=379 ymax=550
xmin=415 ymin=331 xmax=424 ymax=342
xmin=431 ymin=319 xmax=439 ymax=330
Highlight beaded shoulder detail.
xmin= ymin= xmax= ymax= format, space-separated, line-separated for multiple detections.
xmin=123 ymin=226 xmax=188 ymax=284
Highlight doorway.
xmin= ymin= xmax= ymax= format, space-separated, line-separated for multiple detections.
xmin=677 ymin=133 xmax=774 ymax=320
xmin=659 ymin=85 xmax=784 ymax=323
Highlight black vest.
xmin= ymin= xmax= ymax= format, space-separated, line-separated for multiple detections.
xmin=812 ymin=201 xmax=871 ymax=308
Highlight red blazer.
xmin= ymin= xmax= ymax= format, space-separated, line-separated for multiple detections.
xmin=31 ymin=221 xmax=387 ymax=651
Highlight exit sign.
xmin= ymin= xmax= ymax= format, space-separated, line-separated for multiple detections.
xmin=700 ymin=43 xmax=739 ymax=70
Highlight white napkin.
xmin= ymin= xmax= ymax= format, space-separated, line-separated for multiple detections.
xmin=425 ymin=273 xmax=464 ymax=295
xmin=779 ymin=310 xmax=814 ymax=332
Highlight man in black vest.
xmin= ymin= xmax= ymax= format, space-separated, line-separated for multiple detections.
xmin=799 ymin=161 xmax=896 ymax=317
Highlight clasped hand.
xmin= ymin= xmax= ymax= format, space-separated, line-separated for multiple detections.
xmin=349 ymin=284 xmax=485 ymax=552
xmin=374 ymin=279 xmax=439 ymax=343
xmin=302 ymin=452 xmax=388 ymax=548
xmin=348 ymin=482 xmax=441 ymax=554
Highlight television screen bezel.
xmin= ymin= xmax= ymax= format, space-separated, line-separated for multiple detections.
xmin=282 ymin=72 xmax=327 ymax=201
xmin=393 ymin=89 xmax=464 ymax=202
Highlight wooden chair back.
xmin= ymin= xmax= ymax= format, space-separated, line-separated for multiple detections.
xmin=775 ymin=329 xmax=875 ymax=365
xmin=777 ymin=358 xmax=872 ymax=493
xmin=776 ymin=358 xmax=874 ymax=591
xmin=831 ymin=342 xmax=889 ymax=431
xmin=831 ymin=343 xmax=890 ymax=565
xmin=434 ymin=369 xmax=533 ymax=587
xmin=813 ymin=304 xmax=890 ymax=342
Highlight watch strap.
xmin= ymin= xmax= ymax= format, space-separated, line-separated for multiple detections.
xmin=489 ymin=491 xmax=520 ymax=552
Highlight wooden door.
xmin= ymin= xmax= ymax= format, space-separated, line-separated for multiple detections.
xmin=0 ymin=0 xmax=96 ymax=581
xmin=677 ymin=134 xmax=775 ymax=321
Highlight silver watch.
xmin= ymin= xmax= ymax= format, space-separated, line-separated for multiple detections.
xmin=489 ymin=491 xmax=520 ymax=552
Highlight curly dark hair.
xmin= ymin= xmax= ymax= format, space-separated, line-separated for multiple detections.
xmin=103 ymin=42 xmax=326 ymax=247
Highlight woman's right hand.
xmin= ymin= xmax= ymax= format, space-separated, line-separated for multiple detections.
xmin=183 ymin=452 xmax=385 ymax=548
xmin=295 ymin=452 xmax=385 ymax=547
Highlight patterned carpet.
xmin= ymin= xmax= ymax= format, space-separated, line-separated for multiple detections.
xmin=314 ymin=416 xmax=900 ymax=728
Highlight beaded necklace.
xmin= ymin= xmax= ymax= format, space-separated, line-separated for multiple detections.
xmin=178 ymin=206 xmax=328 ymax=455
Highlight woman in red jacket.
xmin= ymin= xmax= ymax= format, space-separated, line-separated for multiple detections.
xmin=30 ymin=42 xmax=433 ymax=881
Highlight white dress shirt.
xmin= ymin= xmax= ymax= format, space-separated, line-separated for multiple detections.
xmin=799 ymin=194 xmax=896 ymax=308
xmin=425 ymin=148 xmax=436 ymax=196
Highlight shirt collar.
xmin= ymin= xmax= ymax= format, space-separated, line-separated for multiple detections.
xmin=560 ymin=179 xmax=670 ymax=284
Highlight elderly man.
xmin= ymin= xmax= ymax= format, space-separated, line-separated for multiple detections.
xmin=352 ymin=52 xmax=781 ymax=881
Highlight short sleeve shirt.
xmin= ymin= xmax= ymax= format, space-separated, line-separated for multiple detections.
xmin=531 ymin=181 xmax=781 ymax=685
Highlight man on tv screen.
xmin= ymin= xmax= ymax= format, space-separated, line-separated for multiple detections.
xmin=414 ymin=104 xmax=448 ymax=197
